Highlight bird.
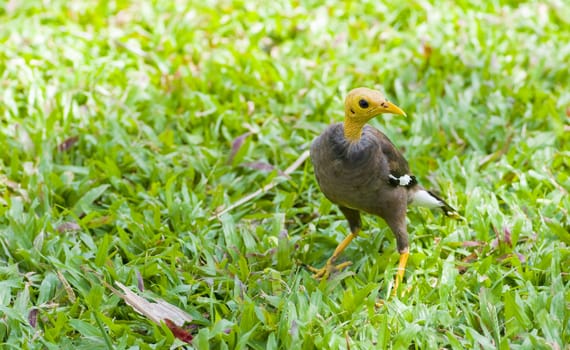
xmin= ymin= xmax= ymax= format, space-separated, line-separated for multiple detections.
xmin=308 ymin=87 xmax=458 ymax=292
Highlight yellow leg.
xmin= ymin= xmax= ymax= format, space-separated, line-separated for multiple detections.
xmin=375 ymin=250 xmax=410 ymax=306
xmin=307 ymin=231 xmax=358 ymax=279
xmin=392 ymin=250 xmax=409 ymax=295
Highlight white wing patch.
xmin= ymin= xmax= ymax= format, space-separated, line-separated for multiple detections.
xmin=411 ymin=190 xmax=443 ymax=208
xmin=389 ymin=174 xmax=414 ymax=186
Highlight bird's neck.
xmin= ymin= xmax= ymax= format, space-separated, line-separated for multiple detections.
xmin=343 ymin=120 xmax=365 ymax=142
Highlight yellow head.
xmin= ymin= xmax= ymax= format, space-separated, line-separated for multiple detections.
xmin=343 ymin=87 xmax=406 ymax=141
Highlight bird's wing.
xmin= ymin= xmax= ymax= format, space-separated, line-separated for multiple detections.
xmin=367 ymin=127 xmax=416 ymax=187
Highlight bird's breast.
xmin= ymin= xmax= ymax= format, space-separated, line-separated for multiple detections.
xmin=310 ymin=124 xmax=398 ymax=213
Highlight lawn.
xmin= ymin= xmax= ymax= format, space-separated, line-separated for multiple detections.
xmin=1 ymin=0 xmax=569 ymax=349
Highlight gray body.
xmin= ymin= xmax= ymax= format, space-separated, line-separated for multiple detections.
xmin=310 ymin=123 xmax=456 ymax=252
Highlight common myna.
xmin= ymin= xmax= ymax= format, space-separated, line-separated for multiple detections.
xmin=309 ymin=87 xmax=458 ymax=291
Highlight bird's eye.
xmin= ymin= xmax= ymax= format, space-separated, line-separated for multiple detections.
xmin=358 ymin=99 xmax=369 ymax=108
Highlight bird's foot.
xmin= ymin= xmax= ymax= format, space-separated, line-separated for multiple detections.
xmin=375 ymin=281 xmax=413 ymax=308
xmin=392 ymin=275 xmax=404 ymax=297
xmin=391 ymin=250 xmax=410 ymax=296
xmin=307 ymin=260 xmax=352 ymax=280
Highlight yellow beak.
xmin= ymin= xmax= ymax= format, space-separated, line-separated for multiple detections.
xmin=381 ymin=101 xmax=407 ymax=117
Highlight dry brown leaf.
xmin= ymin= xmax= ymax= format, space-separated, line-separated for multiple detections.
xmin=164 ymin=319 xmax=194 ymax=343
xmin=57 ymin=136 xmax=79 ymax=152
xmin=56 ymin=221 xmax=81 ymax=233
xmin=242 ymin=161 xmax=289 ymax=178
xmin=503 ymin=227 xmax=512 ymax=247
xmin=227 ymin=132 xmax=253 ymax=165
xmin=136 ymin=270 xmax=144 ymax=292
xmin=113 ymin=281 xmax=193 ymax=342
xmin=28 ymin=308 xmax=38 ymax=328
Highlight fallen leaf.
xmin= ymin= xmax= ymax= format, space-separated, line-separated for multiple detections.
xmin=515 ymin=252 xmax=526 ymax=263
xmin=503 ymin=227 xmax=512 ymax=247
xmin=28 ymin=308 xmax=38 ymax=328
xmin=57 ymin=136 xmax=79 ymax=152
xmin=164 ymin=319 xmax=193 ymax=343
xmin=136 ymin=270 xmax=144 ymax=292
xmin=462 ymin=252 xmax=479 ymax=264
xmin=241 ymin=161 xmax=289 ymax=178
xmin=56 ymin=221 xmax=81 ymax=233
xmin=227 ymin=132 xmax=252 ymax=165
xmin=112 ymin=282 xmax=194 ymax=341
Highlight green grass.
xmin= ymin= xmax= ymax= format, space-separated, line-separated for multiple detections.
xmin=1 ymin=0 xmax=569 ymax=348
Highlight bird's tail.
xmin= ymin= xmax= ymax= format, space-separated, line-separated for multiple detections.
xmin=427 ymin=190 xmax=460 ymax=218
xmin=411 ymin=189 xmax=461 ymax=219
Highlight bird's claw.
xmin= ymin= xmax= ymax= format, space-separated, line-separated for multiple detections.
xmin=375 ymin=277 xmax=413 ymax=308
xmin=307 ymin=260 xmax=352 ymax=280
